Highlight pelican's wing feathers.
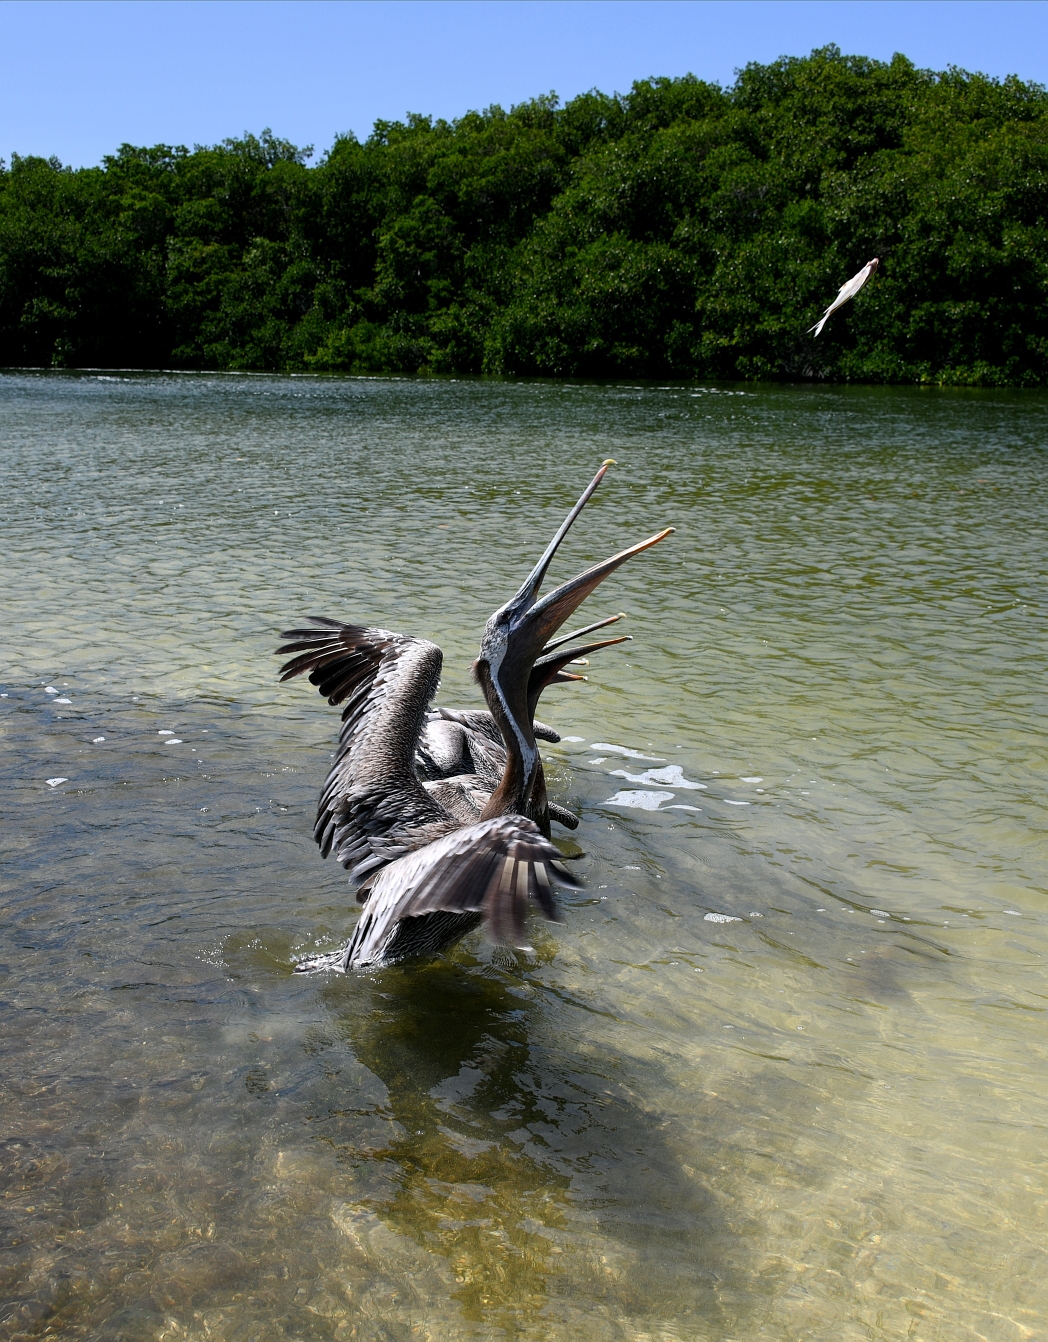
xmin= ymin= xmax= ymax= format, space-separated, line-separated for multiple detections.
xmin=277 ymin=617 xmax=451 ymax=875
xmin=347 ymin=815 xmax=582 ymax=964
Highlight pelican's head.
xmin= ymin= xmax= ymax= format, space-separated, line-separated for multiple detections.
xmin=475 ymin=463 xmax=673 ymax=769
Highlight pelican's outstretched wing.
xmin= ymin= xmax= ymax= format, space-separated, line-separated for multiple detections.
xmin=808 ymin=258 xmax=879 ymax=337
xmin=277 ymin=618 xmax=453 ymax=879
xmin=342 ymin=815 xmax=583 ymax=968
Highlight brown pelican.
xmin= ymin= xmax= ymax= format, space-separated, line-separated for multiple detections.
xmin=277 ymin=464 xmax=673 ymax=971
xmin=808 ymin=258 xmax=879 ymax=337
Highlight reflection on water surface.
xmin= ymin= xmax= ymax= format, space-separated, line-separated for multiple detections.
xmin=1 ymin=372 xmax=1046 ymax=1340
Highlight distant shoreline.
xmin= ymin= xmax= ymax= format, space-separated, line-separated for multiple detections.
xmin=2 ymin=48 xmax=1045 ymax=387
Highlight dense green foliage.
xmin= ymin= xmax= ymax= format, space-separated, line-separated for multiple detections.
xmin=3 ymin=47 xmax=1047 ymax=383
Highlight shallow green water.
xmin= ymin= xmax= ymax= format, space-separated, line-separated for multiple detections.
xmin=1 ymin=371 xmax=1046 ymax=1342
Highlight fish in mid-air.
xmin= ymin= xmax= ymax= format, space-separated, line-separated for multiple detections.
xmin=808 ymin=258 xmax=879 ymax=337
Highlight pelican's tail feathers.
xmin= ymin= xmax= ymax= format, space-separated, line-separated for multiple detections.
xmin=293 ymin=944 xmax=352 ymax=974
xmin=338 ymin=816 xmax=582 ymax=969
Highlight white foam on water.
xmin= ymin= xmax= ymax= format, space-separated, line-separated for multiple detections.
xmin=870 ymin=909 xmax=891 ymax=917
xmin=54 ymin=698 xmax=72 ymax=704
xmin=92 ymin=737 xmax=105 ymax=743
xmin=44 ymin=687 xmax=58 ymax=694
xmin=665 ymin=804 xmax=701 ymax=812
xmin=739 ymin=776 xmax=763 ymax=783
xmin=158 ymin=730 xmax=175 ymax=736
xmin=705 ymin=913 xmax=741 ymax=923
xmin=724 ymin=799 xmax=751 ymax=805
xmin=588 ymin=757 xmax=607 ymax=764
xmin=610 ymin=765 xmax=706 ymax=790
xmin=605 ymin=790 xmax=674 ymax=811
xmin=164 ymin=738 xmax=183 ymax=745
xmin=591 ymin=743 xmax=666 ymax=761
xmin=1003 ymin=909 xmax=1022 ymax=916
xmin=45 ymin=778 xmax=68 ymax=788
xmin=561 ymin=736 xmax=585 ymax=742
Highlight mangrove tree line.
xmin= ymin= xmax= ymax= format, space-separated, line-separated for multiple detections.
xmin=2 ymin=46 xmax=1047 ymax=384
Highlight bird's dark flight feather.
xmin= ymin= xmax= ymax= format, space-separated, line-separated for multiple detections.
xmin=344 ymin=815 xmax=581 ymax=967
xmin=277 ymin=618 xmax=453 ymax=877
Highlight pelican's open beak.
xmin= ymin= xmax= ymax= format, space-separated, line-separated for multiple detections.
xmin=512 ymin=526 xmax=674 ymax=651
xmin=499 ymin=462 xmax=674 ymax=670
xmin=476 ymin=465 xmax=673 ymax=829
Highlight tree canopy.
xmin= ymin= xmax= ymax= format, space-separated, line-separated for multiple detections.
xmin=2 ymin=47 xmax=1047 ymax=384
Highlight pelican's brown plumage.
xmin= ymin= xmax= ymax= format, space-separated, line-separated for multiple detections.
xmin=277 ymin=464 xmax=673 ymax=971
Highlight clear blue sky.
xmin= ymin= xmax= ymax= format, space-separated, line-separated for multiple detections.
xmin=2 ymin=0 xmax=1046 ymax=167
